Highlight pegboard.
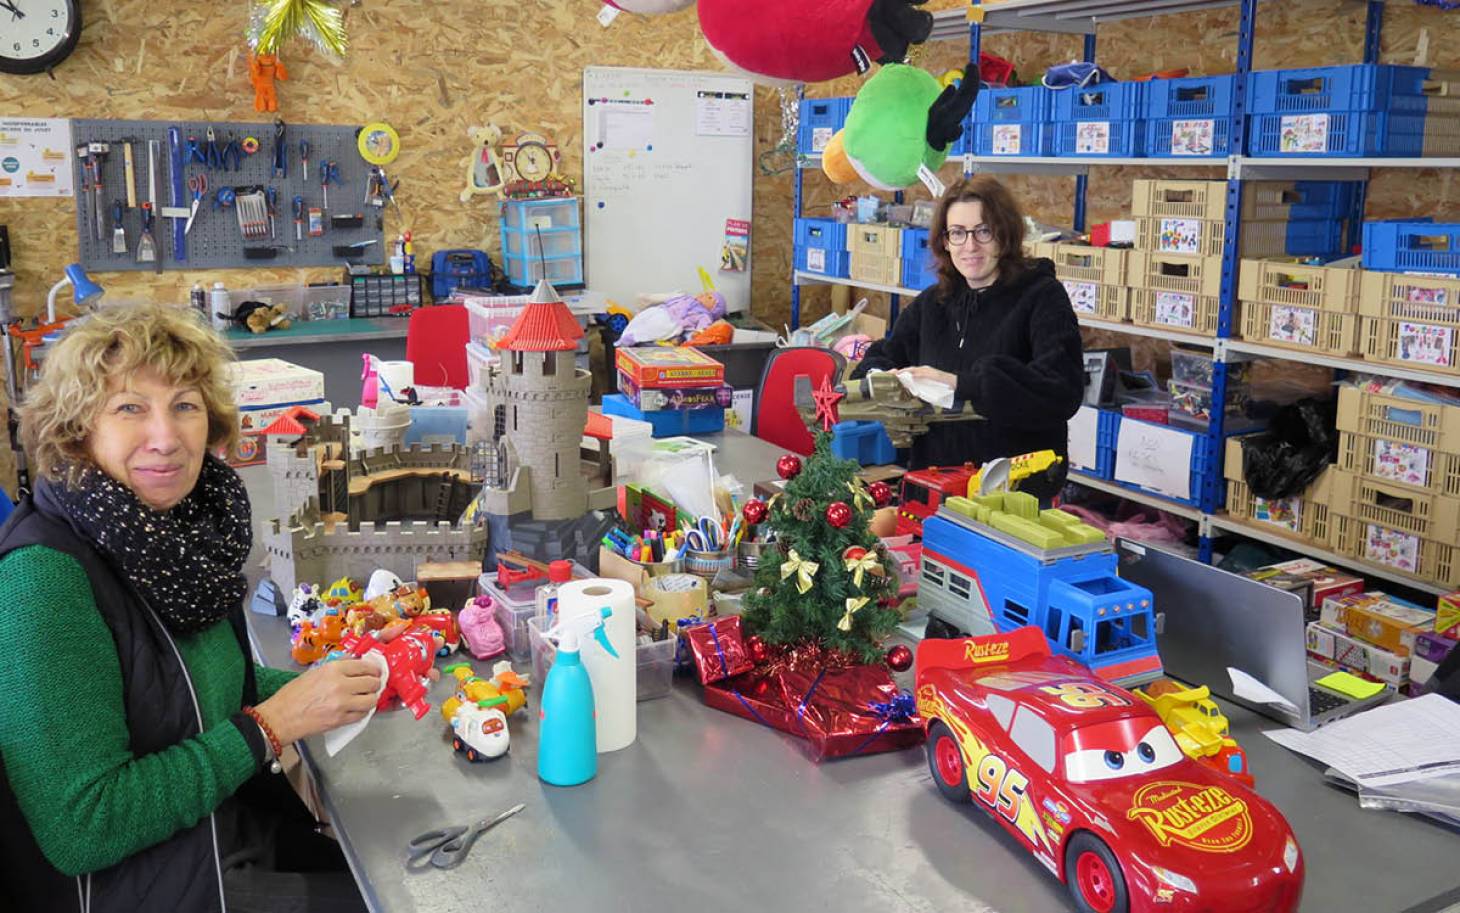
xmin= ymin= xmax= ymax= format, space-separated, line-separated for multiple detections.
xmin=70 ymin=118 xmax=386 ymax=273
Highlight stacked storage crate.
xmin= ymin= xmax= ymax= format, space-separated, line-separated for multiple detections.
xmin=1049 ymin=241 xmax=1129 ymax=323
xmin=901 ymin=228 xmax=935 ymax=291
xmin=1144 ymin=74 xmax=1238 ymax=157
xmin=1237 ymin=257 xmax=1364 ymax=357
xmin=1052 ymin=81 xmax=1147 ymax=158
xmin=972 ymin=85 xmax=1053 ymax=157
xmin=500 ymin=198 xmax=583 ymax=289
xmin=794 ymin=218 xmax=850 ymax=279
xmin=1357 ymin=268 xmax=1460 ymax=377
xmin=847 ymin=223 xmax=903 ymax=288
xmin=797 ymin=97 xmax=853 ymax=157
xmin=1224 ymin=433 xmax=1337 ymax=545
xmin=1247 ymin=64 xmax=1460 ymax=158
xmin=1326 ymin=383 xmax=1460 ymax=588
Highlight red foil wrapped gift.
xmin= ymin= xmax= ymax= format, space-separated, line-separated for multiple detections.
xmin=682 ymin=616 xmax=755 ymax=684
xmin=688 ymin=636 xmax=924 ymax=761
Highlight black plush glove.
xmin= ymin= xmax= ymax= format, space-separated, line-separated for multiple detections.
xmin=925 ymin=64 xmax=980 ymax=151
xmin=867 ymin=0 xmax=933 ymax=65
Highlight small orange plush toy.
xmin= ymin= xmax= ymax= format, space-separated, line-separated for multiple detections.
xmin=249 ymin=52 xmax=288 ymax=112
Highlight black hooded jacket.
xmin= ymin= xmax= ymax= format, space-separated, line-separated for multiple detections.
xmin=853 ymin=257 xmax=1084 ymax=500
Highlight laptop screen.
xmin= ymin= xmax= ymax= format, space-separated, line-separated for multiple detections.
xmin=1114 ymin=539 xmax=1310 ymax=717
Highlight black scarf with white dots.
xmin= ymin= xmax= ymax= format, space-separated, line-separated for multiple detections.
xmin=37 ymin=454 xmax=252 ymax=635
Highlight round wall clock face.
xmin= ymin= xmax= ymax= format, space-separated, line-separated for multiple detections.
xmin=0 ymin=0 xmax=82 ymax=75
xmin=513 ymin=142 xmax=555 ymax=182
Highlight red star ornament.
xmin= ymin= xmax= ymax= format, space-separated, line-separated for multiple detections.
xmin=812 ymin=374 xmax=845 ymax=432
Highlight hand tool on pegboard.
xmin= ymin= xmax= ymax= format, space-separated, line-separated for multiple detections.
xmin=185 ymin=174 xmax=207 ymax=235
xmin=137 ymin=203 xmax=158 ymax=266
xmin=299 ymin=139 xmax=310 ymax=186
xmin=74 ymin=144 xmax=93 ymax=239
xmin=266 ymin=186 xmax=279 ymax=239
xmin=168 ymin=127 xmax=187 ymax=262
xmin=111 ymin=200 xmax=127 ymax=254
xmin=122 ymin=139 xmax=138 ymax=209
xmin=221 ymin=133 xmax=243 ymax=172
xmin=272 ymin=118 xmax=287 ymax=179
xmin=204 ymin=128 xmax=222 ymax=171
xmin=88 ymin=144 xmax=109 ymax=243
xmin=236 ymin=187 xmax=269 ymax=241
xmin=143 ymin=140 xmax=162 ymax=272
xmin=320 ymin=159 xmax=340 ymax=211
xmin=293 ymin=194 xmax=304 ymax=241
xmin=185 ymin=134 xmax=207 ymax=168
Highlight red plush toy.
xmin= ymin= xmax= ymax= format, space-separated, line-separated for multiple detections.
xmin=698 ymin=0 xmax=933 ymax=84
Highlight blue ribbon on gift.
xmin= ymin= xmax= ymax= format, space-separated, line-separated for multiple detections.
xmin=869 ymin=691 xmax=917 ymax=723
xmin=793 ymin=668 xmax=829 ymax=737
xmin=706 ymin=620 xmax=732 ymax=679
xmin=673 ymin=615 xmax=705 ymax=671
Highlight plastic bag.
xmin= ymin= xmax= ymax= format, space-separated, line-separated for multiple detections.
xmin=1241 ymin=397 xmax=1337 ymax=500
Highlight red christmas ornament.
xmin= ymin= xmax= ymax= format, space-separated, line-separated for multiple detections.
xmin=747 ymin=635 xmax=768 ymax=664
xmin=868 ymin=480 xmax=893 ymax=507
xmin=776 ymin=454 xmax=803 ymax=480
xmin=842 ymin=545 xmax=867 ymax=562
xmin=826 ymin=501 xmax=852 ymax=528
xmin=743 ymin=498 xmax=768 ymax=526
xmin=886 ymin=644 xmax=913 ymax=673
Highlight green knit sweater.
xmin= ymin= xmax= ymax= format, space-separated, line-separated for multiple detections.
xmin=0 ymin=544 xmax=297 ymax=877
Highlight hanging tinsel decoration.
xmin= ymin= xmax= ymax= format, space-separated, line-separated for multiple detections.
xmin=758 ymin=85 xmax=802 ymax=176
xmin=248 ymin=0 xmax=349 ymax=57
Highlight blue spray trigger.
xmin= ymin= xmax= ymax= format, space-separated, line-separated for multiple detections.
xmin=593 ymin=606 xmax=619 ymax=658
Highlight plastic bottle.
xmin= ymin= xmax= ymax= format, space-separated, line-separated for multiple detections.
xmin=209 ymin=281 xmax=231 ymax=333
xmin=189 ymin=282 xmax=206 ymax=318
xmin=388 ymin=234 xmax=405 ymax=274
xmin=535 ymin=560 xmax=574 ymax=627
xmin=538 ymin=606 xmax=618 ymax=787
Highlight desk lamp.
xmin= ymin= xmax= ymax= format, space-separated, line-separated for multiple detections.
xmin=46 ymin=263 xmax=104 ymax=324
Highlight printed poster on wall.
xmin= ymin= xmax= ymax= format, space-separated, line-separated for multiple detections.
xmin=1364 ymin=523 xmax=1420 ymax=574
xmin=1279 ymin=113 xmax=1330 ymax=154
xmin=1062 ymin=279 xmax=1100 ymax=315
xmin=1114 ymin=420 xmax=1194 ymax=501
xmin=1170 ymin=119 xmax=1215 ymax=156
xmin=720 ymin=218 xmax=749 ymax=272
xmin=1372 ymin=438 xmax=1430 ymax=487
xmin=1269 ymin=304 xmax=1318 ymax=347
xmin=0 ymin=118 xmax=74 ymax=197
xmin=1075 ymin=122 xmax=1110 ymax=155
xmin=1253 ymin=496 xmax=1303 ymax=535
xmin=1158 ymin=218 xmax=1204 ymax=254
xmin=992 ymin=124 xmax=1023 ymax=155
xmin=1155 ymin=291 xmax=1196 ymax=328
xmin=1398 ymin=321 xmax=1453 ymax=367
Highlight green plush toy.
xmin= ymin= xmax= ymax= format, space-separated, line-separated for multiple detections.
xmin=832 ymin=62 xmax=980 ymax=192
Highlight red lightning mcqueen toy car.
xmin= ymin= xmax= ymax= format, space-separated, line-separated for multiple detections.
xmin=916 ymin=627 xmax=1303 ymax=913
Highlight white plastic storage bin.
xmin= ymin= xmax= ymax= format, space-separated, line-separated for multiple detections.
xmin=527 ymin=615 xmax=676 ymax=701
xmin=501 ymin=197 xmax=581 ymax=232
xmin=465 ymin=296 xmax=529 ymax=349
xmin=466 ymin=341 xmax=495 ymax=389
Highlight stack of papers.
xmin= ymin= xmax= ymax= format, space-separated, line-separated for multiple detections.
xmin=1265 ymin=694 xmax=1460 ymax=788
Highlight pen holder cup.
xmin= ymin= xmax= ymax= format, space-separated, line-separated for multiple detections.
xmin=737 ymin=540 xmax=781 ymax=571
xmin=684 ymin=548 xmax=736 ymax=579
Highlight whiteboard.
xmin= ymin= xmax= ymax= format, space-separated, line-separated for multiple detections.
xmin=583 ymin=66 xmax=753 ymax=314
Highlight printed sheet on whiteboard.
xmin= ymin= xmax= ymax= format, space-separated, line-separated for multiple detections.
xmin=598 ymin=106 xmax=655 ymax=151
xmin=695 ymin=91 xmax=751 ymax=137
xmin=1114 ymin=420 xmax=1194 ymax=500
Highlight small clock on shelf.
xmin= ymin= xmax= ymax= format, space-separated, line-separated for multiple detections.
xmin=0 ymin=0 xmax=82 ymax=75
xmin=501 ymin=131 xmax=561 ymax=184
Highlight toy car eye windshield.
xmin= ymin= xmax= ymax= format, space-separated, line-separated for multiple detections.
xmin=1103 ymin=750 xmax=1125 ymax=770
xmin=1137 ymin=742 xmax=1156 ymax=763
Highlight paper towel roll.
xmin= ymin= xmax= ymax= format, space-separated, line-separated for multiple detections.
xmin=558 ymin=577 xmax=636 ymax=753
xmin=376 ymin=360 xmax=415 ymax=396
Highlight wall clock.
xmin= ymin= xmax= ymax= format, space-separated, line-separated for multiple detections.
xmin=0 ymin=0 xmax=82 ymax=75
xmin=501 ymin=131 xmax=561 ymax=184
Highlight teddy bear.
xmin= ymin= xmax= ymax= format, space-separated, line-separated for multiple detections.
xmin=460 ymin=124 xmax=506 ymax=202
xmin=234 ymin=300 xmax=292 ymax=334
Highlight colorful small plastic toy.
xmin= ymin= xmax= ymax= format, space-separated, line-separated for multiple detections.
xmin=441 ymin=661 xmax=530 ymax=723
xmin=325 ymin=576 xmax=363 ymax=604
xmin=451 ymin=697 xmax=511 ymax=762
xmin=286 ymin=583 xmax=323 ymax=632
xmin=1136 ymin=679 xmax=1253 ymax=786
xmin=916 ymin=628 xmax=1302 ymax=913
xmin=339 ymin=624 xmax=442 ymax=720
xmin=459 ymin=594 xmax=507 ymax=659
xmin=415 ymin=609 xmax=461 ymax=656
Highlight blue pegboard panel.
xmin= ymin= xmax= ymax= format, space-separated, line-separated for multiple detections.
xmin=70 ymin=118 xmax=385 ymax=272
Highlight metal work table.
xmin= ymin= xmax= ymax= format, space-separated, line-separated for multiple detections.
xmin=241 ymin=432 xmax=1460 ymax=913
xmin=230 ymin=318 xmax=408 ymax=411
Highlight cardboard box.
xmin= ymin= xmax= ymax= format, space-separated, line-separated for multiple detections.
xmin=616 ymin=372 xmax=732 ymax=411
xmin=1242 ymin=567 xmax=1314 ymax=613
xmin=1438 ymin=591 xmax=1460 ymax=641
xmin=1414 ymin=630 xmax=1459 ymax=666
xmin=1411 ymin=655 xmax=1439 ymax=694
xmin=228 ymin=358 xmax=325 ymax=408
xmin=1321 ymin=591 xmax=1435 ymax=657
xmin=1306 ymin=620 xmax=1409 ymax=685
xmin=615 ymin=347 xmax=725 ymax=388
xmin=230 ymin=399 xmax=330 ymax=467
xmin=1257 ymin=558 xmax=1363 ymax=619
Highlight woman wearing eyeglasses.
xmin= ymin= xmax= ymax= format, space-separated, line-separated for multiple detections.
xmin=852 ymin=175 xmax=1084 ymax=502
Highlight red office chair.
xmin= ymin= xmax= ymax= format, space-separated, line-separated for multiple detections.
xmin=751 ymin=347 xmax=846 ymax=455
xmin=406 ymin=304 xmax=470 ymax=389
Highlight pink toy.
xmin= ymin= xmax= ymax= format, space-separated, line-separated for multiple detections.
xmin=340 ymin=623 xmax=440 ymax=719
xmin=459 ymin=594 xmax=507 ymax=660
xmin=361 ymin=353 xmax=380 ymax=409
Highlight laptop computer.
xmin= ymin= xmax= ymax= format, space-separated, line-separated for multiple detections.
xmin=1114 ymin=538 xmax=1393 ymax=730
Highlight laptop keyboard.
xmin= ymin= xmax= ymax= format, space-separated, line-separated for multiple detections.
xmin=1309 ymin=686 xmax=1351 ymax=715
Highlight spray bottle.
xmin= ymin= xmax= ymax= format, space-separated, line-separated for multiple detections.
xmin=535 ymin=560 xmax=574 ymax=628
xmin=538 ymin=606 xmax=618 ymax=787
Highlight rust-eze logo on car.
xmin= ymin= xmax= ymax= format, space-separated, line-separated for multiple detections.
xmin=963 ymin=639 xmax=1011 ymax=664
xmin=1126 ymin=781 xmax=1253 ymax=853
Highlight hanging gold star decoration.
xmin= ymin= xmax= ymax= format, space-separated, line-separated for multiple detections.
xmin=249 ymin=0 xmax=349 ymax=58
xmin=843 ymin=550 xmax=885 ymax=588
xmin=838 ymin=596 xmax=871 ymax=632
xmin=779 ymin=549 xmax=820 ymax=595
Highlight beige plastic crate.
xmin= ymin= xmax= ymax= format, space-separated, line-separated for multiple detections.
xmin=1026 ymin=240 xmax=1058 ymax=260
xmin=846 ymin=223 xmax=902 ymax=258
xmin=1225 ymin=474 xmax=1335 ymax=543
xmin=848 ymin=251 xmax=903 ymax=287
xmin=1327 ymin=467 xmax=1460 ymax=544
xmin=1126 ymin=249 xmax=1224 ymax=297
xmin=1137 ymin=216 xmax=1347 ymax=260
xmin=1238 ymin=301 xmax=1361 ymax=356
xmin=1329 ymin=512 xmax=1460 ymax=588
xmin=1129 ymin=287 xmax=1219 ymax=337
xmin=1239 ymin=259 xmax=1363 ymax=312
xmin=1051 ymin=243 xmax=1127 ymax=286
xmin=1359 ymin=271 xmax=1460 ymax=376
xmin=1335 ymin=384 xmax=1460 ymax=497
xmin=1132 ymin=179 xmax=1228 ymax=221
xmin=1338 ymin=430 xmax=1460 ymax=500
xmin=1059 ymin=278 xmax=1128 ymax=322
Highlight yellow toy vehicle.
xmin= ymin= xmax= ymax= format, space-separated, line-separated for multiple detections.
xmin=966 ymin=449 xmax=1062 ymax=498
xmin=1136 ymin=678 xmax=1254 ymax=786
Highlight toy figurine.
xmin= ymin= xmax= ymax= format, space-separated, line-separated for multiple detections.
xmin=290 ymin=610 xmax=348 ymax=665
xmin=916 ymin=628 xmax=1302 ymax=913
xmin=340 ymin=624 xmax=442 ymax=720
xmin=459 ymin=124 xmax=506 ymax=203
xmin=324 ymin=576 xmax=363 ymax=604
xmin=451 ymin=697 xmax=511 ymax=762
xmin=458 ymin=594 xmax=507 ymax=659
xmin=440 ymin=661 xmax=530 ymax=723
xmin=286 ymin=582 xmax=323 ymax=632
xmin=248 ymin=52 xmax=288 ymax=113
xmin=415 ymin=609 xmax=461 ymax=656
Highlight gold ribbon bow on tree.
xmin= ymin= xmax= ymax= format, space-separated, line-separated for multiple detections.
xmin=779 ymin=549 xmax=820 ymax=595
xmin=843 ymin=549 xmax=885 ymax=588
xmin=838 ymin=596 xmax=871 ymax=632
xmin=846 ymin=479 xmax=875 ymax=511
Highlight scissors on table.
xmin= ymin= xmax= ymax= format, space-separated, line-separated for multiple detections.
xmin=685 ymin=517 xmax=722 ymax=552
xmin=405 ymin=803 xmax=525 ymax=871
xmin=184 ymin=174 xmax=207 ymax=235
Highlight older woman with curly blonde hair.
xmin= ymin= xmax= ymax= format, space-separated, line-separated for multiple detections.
xmin=0 ymin=303 xmax=375 ymax=913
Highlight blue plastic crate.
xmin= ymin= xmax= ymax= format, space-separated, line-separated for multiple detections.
xmin=974 ymin=85 xmax=1051 ymax=123
xmin=1052 ymin=82 xmax=1148 ymax=121
xmin=1247 ymin=64 xmax=1434 ymax=115
xmin=794 ymin=217 xmax=847 ymax=252
xmin=794 ymin=245 xmax=850 ymax=278
xmin=1144 ymin=116 xmax=1233 ymax=157
xmin=1054 ymin=119 xmax=1147 ymax=157
xmin=1265 ymin=181 xmax=1358 ymax=220
xmin=830 ymin=420 xmax=897 ymax=466
xmin=1145 ymin=74 xmax=1237 ymax=119
xmin=973 ymin=121 xmax=1055 ymax=157
xmin=1249 ymin=110 xmax=1427 ymax=157
xmin=1362 ymin=220 xmax=1460 ymax=275
xmin=797 ymin=97 xmax=852 ymax=155
xmin=1096 ymin=409 xmax=1120 ymax=480
xmin=1109 ymin=416 xmax=1219 ymax=508
xmin=900 ymin=228 xmax=935 ymax=288
xmin=602 ymin=393 xmax=726 ymax=439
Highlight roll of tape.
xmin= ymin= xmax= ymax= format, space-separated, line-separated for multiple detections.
xmin=644 ymin=573 xmax=708 ymax=631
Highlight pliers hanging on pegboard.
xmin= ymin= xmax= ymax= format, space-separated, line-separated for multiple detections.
xmin=204 ymin=128 xmax=223 ymax=171
xmin=220 ymin=133 xmax=243 ymax=172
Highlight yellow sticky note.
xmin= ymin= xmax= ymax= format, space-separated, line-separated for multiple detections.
xmin=1315 ymin=671 xmax=1386 ymax=700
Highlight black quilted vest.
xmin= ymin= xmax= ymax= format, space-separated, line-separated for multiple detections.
xmin=0 ymin=494 xmax=257 ymax=913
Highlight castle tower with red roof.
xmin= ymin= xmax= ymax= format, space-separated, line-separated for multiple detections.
xmin=479 ymin=279 xmax=591 ymax=521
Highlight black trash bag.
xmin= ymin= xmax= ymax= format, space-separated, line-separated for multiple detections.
xmin=1242 ymin=397 xmax=1338 ymax=501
